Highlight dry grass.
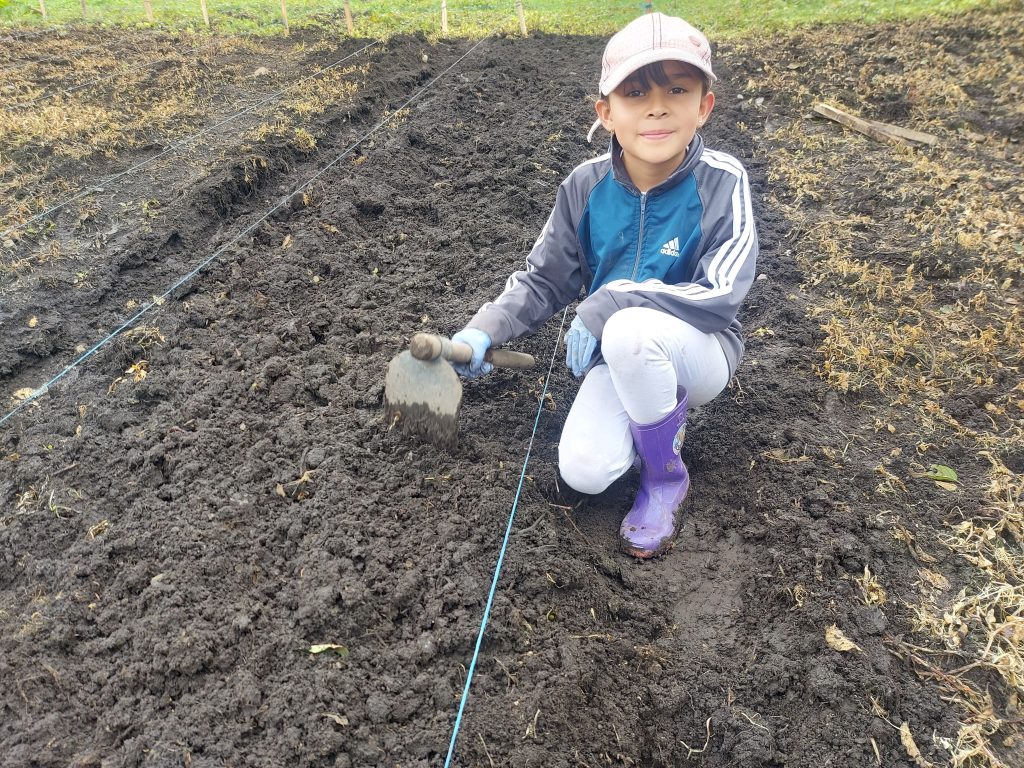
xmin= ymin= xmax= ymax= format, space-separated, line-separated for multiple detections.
xmin=0 ymin=35 xmax=339 ymax=233
xmin=744 ymin=9 xmax=1024 ymax=766
xmin=244 ymin=63 xmax=364 ymax=148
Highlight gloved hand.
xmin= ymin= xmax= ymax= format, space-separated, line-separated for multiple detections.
xmin=565 ymin=314 xmax=598 ymax=378
xmin=451 ymin=328 xmax=493 ymax=379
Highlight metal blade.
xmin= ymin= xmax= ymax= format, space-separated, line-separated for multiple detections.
xmin=383 ymin=350 xmax=463 ymax=447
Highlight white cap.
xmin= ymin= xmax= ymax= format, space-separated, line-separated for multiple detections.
xmin=599 ymin=12 xmax=716 ymax=96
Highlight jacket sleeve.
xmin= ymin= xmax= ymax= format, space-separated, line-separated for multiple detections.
xmin=466 ymin=178 xmax=584 ymax=346
xmin=576 ymin=158 xmax=757 ymax=338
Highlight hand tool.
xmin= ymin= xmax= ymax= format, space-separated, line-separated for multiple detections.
xmin=384 ymin=333 xmax=535 ymax=446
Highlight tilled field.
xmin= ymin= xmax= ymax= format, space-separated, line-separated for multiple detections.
xmin=1 ymin=10 xmax=1022 ymax=768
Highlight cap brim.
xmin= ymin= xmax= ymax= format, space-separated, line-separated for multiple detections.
xmin=600 ymin=48 xmax=716 ymax=95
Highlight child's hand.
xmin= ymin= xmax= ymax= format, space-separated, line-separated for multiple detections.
xmin=565 ymin=315 xmax=598 ymax=377
xmin=451 ymin=328 xmax=493 ymax=379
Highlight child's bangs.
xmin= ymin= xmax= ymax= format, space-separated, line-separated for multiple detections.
xmin=622 ymin=61 xmax=673 ymax=92
xmin=617 ymin=60 xmax=709 ymax=95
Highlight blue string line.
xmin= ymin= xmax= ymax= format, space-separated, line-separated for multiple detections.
xmin=443 ymin=307 xmax=567 ymax=768
xmin=0 ymin=33 xmax=497 ymax=429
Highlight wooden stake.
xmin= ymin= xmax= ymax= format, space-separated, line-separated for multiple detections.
xmin=38 ymin=0 xmax=47 ymax=20
xmin=143 ymin=0 xmax=154 ymax=23
xmin=80 ymin=0 xmax=88 ymax=19
xmin=515 ymin=0 xmax=527 ymax=35
xmin=440 ymin=0 xmax=448 ymax=35
xmin=861 ymin=116 xmax=939 ymax=146
xmin=343 ymin=0 xmax=354 ymax=34
xmin=200 ymin=0 xmax=209 ymax=27
xmin=280 ymin=0 xmax=289 ymax=35
xmin=813 ymin=103 xmax=938 ymax=147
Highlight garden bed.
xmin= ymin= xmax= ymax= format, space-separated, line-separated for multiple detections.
xmin=1 ymin=9 xmax=1021 ymax=767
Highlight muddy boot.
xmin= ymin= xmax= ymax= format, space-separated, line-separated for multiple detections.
xmin=619 ymin=387 xmax=689 ymax=558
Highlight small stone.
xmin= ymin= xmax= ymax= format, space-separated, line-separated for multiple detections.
xmin=366 ymin=691 xmax=390 ymax=724
xmin=305 ymin=446 xmax=326 ymax=468
xmin=416 ymin=633 xmax=436 ymax=658
xmin=149 ymin=573 xmax=173 ymax=591
xmin=855 ymin=605 xmax=888 ymax=635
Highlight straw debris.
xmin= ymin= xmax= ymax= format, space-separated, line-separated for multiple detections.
xmin=743 ymin=11 xmax=1024 ymax=763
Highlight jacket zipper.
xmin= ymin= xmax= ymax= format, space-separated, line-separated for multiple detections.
xmin=631 ymin=191 xmax=647 ymax=279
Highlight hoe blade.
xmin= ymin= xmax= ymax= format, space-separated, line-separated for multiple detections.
xmin=384 ymin=350 xmax=463 ymax=447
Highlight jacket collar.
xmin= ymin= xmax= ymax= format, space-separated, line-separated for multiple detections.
xmin=607 ymin=133 xmax=705 ymax=195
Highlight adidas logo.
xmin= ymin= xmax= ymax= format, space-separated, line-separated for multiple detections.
xmin=660 ymin=237 xmax=680 ymax=257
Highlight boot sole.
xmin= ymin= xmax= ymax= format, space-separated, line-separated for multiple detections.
xmin=619 ymin=517 xmax=680 ymax=559
xmin=622 ymin=543 xmax=668 ymax=559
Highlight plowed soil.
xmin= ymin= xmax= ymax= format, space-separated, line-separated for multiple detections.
xmin=1 ymin=10 xmax=1021 ymax=768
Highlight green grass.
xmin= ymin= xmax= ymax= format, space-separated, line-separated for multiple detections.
xmin=0 ymin=0 xmax=1011 ymax=38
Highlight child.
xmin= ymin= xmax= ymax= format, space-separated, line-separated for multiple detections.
xmin=451 ymin=13 xmax=758 ymax=558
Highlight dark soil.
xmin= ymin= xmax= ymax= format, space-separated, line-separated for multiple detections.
xmin=1 ymin=10 xmax=1019 ymax=767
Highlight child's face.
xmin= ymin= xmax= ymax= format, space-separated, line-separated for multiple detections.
xmin=595 ymin=61 xmax=714 ymax=191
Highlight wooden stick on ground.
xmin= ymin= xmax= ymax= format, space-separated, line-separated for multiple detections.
xmin=862 ymin=116 xmax=939 ymax=147
xmin=813 ymin=103 xmax=939 ymax=147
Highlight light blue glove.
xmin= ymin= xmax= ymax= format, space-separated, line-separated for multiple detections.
xmin=565 ymin=315 xmax=598 ymax=378
xmin=451 ymin=328 xmax=493 ymax=379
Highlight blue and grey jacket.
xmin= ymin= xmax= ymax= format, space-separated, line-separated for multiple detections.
xmin=468 ymin=133 xmax=758 ymax=375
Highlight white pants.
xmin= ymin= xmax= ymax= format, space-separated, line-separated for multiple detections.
xmin=558 ymin=307 xmax=731 ymax=495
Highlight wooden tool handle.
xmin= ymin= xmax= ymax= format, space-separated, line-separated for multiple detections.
xmin=485 ymin=348 xmax=536 ymax=369
xmin=409 ymin=333 xmax=535 ymax=369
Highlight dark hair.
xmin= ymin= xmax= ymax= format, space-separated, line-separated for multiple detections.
xmin=606 ymin=60 xmax=710 ymax=98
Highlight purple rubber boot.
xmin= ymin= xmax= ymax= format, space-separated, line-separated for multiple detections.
xmin=619 ymin=387 xmax=689 ymax=559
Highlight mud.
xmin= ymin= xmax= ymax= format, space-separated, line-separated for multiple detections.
xmin=1 ymin=10 xmax=1020 ymax=768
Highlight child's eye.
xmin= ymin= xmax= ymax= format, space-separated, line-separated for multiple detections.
xmin=625 ymin=88 xmax=645 ymax=98
xmin=669 ymin=86 xmax=688 ymax=95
